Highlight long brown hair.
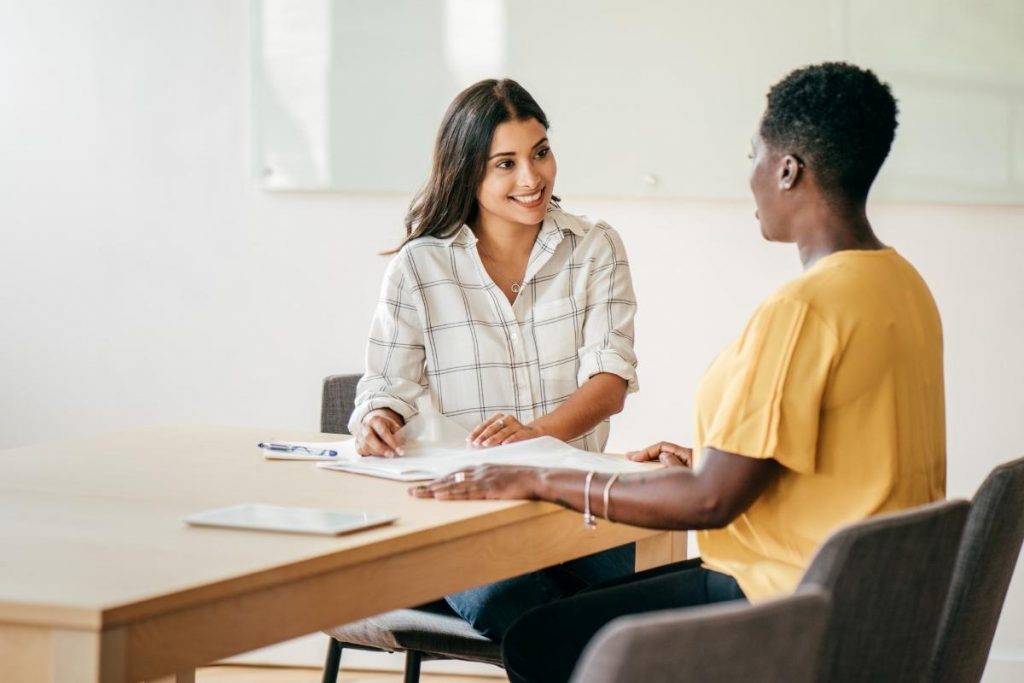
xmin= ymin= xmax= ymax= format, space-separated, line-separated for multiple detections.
xmin=391 ymin=79 xmax=551 ymax=253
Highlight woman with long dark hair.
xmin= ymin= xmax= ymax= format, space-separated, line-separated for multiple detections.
xmin=349 ymin=79 xmax=640 ymax=638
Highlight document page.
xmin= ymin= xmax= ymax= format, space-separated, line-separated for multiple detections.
xmin=259 ymin=411 xmax=656 ymax=481
xmin=316 ymin=411 xmax=654 ymax=481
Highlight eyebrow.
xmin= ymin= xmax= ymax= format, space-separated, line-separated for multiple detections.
xmin=488 ymin=137 xmax=549 ymax=160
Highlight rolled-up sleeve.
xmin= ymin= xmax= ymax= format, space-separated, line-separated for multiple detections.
xmin=347 ymin=254 xmax=427 ymax=433
xmin=576 ymin=225 xmax=639 ymax=393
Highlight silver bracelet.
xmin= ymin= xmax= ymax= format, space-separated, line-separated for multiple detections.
xmin=603 ymin=472 xmax=621 ymax=522
xmin=583 ymin=470 xmax=597 ymax=529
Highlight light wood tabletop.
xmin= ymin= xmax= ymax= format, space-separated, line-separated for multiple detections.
xmin=0 ymin=425 xmax=683 ymax=683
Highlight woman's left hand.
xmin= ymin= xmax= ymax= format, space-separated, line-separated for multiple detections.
xmin=468 ymin=413 xmax=543 ymax=448
xmin=409 ymin=464 xmax=541 ymax=500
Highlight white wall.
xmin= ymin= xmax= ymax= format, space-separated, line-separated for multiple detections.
xmin=1 ymin=2 xmax=1022 ymax=680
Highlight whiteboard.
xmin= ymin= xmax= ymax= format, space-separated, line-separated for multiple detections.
xmin=252 ymin=0 xmax=1024 ymax=204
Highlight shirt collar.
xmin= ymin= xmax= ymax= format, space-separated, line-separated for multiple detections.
xmin=442 ymin=224 xmax=476 ymax=247
xmin=443 ymin=207 xmax=583 ymax=247
xmin=544 ymin=207 xmax=586 ymax=238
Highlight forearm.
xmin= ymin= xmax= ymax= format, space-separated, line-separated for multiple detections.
xmin=529 ymin=372 xmax=627 ymax=442
xmin=533 ymin=446 xmax=778 ymax=530
xmin=414 ymin=447 xmax=777 ymax=525
xmin=354 ymin=260 xmax=427 ymax=430
xmin=535 ymin=466 xmax=724 ymax=530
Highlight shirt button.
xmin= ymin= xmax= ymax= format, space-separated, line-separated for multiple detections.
xmin=510 ymin=332 xmax=518 ymax=341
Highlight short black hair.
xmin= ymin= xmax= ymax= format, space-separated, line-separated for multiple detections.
xmin=760 ymin=62 xmax=898 ymax=203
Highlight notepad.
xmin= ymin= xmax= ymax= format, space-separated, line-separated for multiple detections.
xmin=319 ymin=456 xmax=461 ymax=481
xmin=318 ymin=436 xmax=653 ymax=482
xmin=182 ymin=504 xmax=397 ymax=536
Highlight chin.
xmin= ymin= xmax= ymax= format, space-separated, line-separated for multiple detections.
xmin=521 ymin=206 xmax=548 ymax=222
xmin=509 ymin=201 xmax=548 ymax=224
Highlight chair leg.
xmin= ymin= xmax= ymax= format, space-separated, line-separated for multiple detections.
xmin=403 ymin=650 xmax=423 ymax=683
xmin=322 ymin=639 xmax=342 ymax=683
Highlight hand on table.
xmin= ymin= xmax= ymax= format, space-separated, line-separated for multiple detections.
xmin=409 ymin=464 xmax=541 ymax=500
xmin=468 ymin=413 xmax=543 ymax=448
xmin=626 ymin=441 xmax=693 ymax=468
xmin=355 ymin=409 xmax=406 ymax=457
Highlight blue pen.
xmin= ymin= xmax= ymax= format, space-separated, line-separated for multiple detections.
xmin=258 ymin=442 xmax=339 ymax=457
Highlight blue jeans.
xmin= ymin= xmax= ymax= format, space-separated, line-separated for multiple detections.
xmin=444 ymin=543 xmax=636 ymax=641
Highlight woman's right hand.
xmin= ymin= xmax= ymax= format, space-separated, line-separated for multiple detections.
xmin=355 ymin=409 xmax=406 ymax=457
xmin=626 ymin=441 xmax=693 ymax=468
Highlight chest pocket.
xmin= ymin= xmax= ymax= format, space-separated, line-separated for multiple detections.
xmin=531 ymin=297 xmax=582 ymax=381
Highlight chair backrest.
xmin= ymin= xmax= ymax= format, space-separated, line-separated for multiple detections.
xmin=929 ymin=456 xmax=1024 ymax=683
xmin=798 ymin=499 xmax=969 ymax=683
xmin=569 ymin=590 xmax=831 ymax=683
xmin=321 ymin=374 xmax=361 ymax=435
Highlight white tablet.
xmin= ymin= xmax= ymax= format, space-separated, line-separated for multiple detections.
xmin=183 ymin=504 xmax=397 ymax=536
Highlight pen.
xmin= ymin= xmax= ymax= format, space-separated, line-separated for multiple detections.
xmin=258 ymin=442 xmax=339 ymax=457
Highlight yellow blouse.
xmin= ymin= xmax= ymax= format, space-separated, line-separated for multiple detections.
xmin=696 ymin=248 xmax=946 ymax=600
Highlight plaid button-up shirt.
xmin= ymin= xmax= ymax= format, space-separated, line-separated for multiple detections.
xmin=349 ymin=208 xmax=638 ymax=452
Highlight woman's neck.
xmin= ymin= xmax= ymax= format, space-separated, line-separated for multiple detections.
xmin=472 ymin=216 xmax=541 ymax=260
xmin=796 ymin=201 xmax=885 ymax=269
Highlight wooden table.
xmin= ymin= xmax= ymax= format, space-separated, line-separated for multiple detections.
xmin=0 ymin=426 xmax=684 ymax=683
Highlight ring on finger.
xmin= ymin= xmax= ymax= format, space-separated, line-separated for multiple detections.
xmin=496 ymin=418 xmax=505 ymax=427
xmin=453 ymin=472 xmax=466 ymax=484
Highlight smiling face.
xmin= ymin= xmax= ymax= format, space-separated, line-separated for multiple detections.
xmin=474 ymin=117 xmax=556 ymax=231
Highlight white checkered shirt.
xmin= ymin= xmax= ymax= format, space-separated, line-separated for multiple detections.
xmin=349 ymin=208 xmax=638 ymax=452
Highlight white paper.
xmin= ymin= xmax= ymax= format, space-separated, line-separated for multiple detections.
xmin=399 ymin=406 xmax=473 ymax=449
xmin=317 ymin=411 xmax=654 ymax=482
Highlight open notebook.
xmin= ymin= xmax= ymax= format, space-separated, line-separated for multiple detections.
xmin=316 ymin=436 xmax=652 ymax=481
xmin=259 ymin=412 xmax=655 ymax=481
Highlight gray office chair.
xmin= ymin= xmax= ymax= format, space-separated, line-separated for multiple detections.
xmin=570 ymin=590 xmax=832 ymax=683
xmin=572 ymin=500 xmax=967 ymax=683
xmin=928 ymin=456 xmax=1024 ymax=683
xmin=799 ymin=499 xmax=969 ymax=683
xmin=318 ymin=374 xmax=502 ymax=683
xmin=320 ymin=372 xmax=361 ymax=435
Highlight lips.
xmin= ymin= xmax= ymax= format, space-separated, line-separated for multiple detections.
xmin=509 ymin=188 xmax=545 ymax=209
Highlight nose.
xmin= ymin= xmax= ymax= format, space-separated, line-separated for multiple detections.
xmin=517 ymin=161 xmax=540 ymax=188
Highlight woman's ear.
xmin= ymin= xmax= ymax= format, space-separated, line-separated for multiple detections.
xmin=779 ymin=154 xmax=803 ymax=191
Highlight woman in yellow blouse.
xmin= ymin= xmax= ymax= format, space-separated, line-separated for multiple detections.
xmin=411 ymin=62 xmax=946 ymax=683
